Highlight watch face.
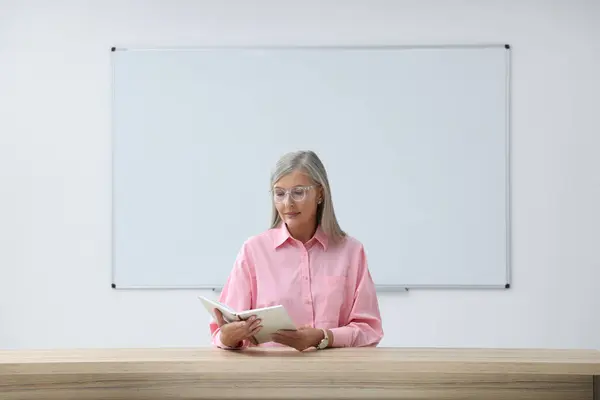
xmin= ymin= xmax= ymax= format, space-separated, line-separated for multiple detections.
xmin=318 ymin=337 xmax=328 ymax=349
xmin=321 ymin=331 xmax=328 ymax=348
xmin=316 ymin=329 xmax=328 ymax=349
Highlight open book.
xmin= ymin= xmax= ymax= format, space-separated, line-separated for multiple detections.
xmin=199 ymin=296 xmax=297 ymax=344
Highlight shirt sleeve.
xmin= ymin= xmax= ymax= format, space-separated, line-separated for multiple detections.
xmin=329 ymin=245 xmax=384 ymax=347
xmin=209 ymin=242 xmax=256 ymax=349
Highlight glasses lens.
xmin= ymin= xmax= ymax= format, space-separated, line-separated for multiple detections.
xmin=272 ymin=187 xmax=308 ymax=203
xmin=291 ymin=187 xmax=306 ymax=201
xmin=273 ymin=189 xmax=286 ymax=203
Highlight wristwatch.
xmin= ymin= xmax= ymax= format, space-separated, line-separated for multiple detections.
xmin=316 ymin=328 xmax=329 ymax=350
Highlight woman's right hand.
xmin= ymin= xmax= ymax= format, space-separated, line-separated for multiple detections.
xmin=215 ymin=308 xmax=262 ymax=347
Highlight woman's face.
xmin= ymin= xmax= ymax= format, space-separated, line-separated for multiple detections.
xmin=273 ymin=170 xmax=322 ymax=233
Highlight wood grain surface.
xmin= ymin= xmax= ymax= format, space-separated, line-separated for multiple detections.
xmin=0 ymin=347 xmax=599 ymax=399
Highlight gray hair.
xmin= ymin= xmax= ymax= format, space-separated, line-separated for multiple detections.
xmin=270 ymin=150 xmax=346 ymax=244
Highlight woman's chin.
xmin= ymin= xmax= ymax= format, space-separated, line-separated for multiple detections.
xmin=284 ymin=218 xmax=299 ymax=227
xmin=284 ymin=217 xmax=304 ymax=228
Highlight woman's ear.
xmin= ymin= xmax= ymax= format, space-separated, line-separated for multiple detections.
xmin=317 ymin=186 xmax=324 ymax=204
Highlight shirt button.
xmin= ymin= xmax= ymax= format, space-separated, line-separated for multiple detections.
xmin=304 ymin=299 xmax=311 ymax=304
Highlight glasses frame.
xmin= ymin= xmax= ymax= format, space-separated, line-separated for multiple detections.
xmin=271 ymin=185 xmax=316 ymax=204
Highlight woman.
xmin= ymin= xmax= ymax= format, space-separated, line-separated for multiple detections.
xmin=209 ymin=150 xmax=383 ymax=351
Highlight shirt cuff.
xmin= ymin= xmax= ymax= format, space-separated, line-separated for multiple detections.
xmin=329 ymin=326 xmax=355 ymax=348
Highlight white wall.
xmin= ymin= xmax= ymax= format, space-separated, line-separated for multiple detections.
xmin=1 ymin=0 xmax=598 ymax=350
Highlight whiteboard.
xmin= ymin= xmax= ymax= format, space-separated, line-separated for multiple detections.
xmin=111 ymin=45 xmax=511 ymax=290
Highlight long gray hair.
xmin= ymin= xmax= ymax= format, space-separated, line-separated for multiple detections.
xmin=270 ymin=150 xmax=346 ymax=244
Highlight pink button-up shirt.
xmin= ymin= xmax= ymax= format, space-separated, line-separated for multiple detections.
xmin=209 ymin=223 xmax=383 ymax=348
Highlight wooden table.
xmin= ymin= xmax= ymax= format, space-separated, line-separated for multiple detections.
xmin=0 ymin=347 xmax=599 ymax=399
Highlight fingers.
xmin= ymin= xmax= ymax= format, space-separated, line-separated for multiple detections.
xmin=271 ymin=328 xmax=313 ymax=351
xmin=273 ymin=329 xmax=300 ymax=338
xmin=272 ymin=335 xmax=304 ymax=352
xmin=271 ymin=332 xmax=304 ymax=351
xmin=214 ymin=309 xmax=226 ymax=327
xmin=271 ymin=333 xmax=293 ymax=347
xmin=240 ymin=316 xmax=262 ymax=341
xmin=244 ymin=316 xmax=262 ymax=332
xmin=247 ymin=322 xmax=262 ymax=336
xmin=217 ymin=313 xmax=264 ymax=345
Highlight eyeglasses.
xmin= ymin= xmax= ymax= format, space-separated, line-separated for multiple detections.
xmin=272 ymin=185 xmax=315 ymax=203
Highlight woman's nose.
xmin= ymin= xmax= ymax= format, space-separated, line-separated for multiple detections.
xmin=283 ymin=194 xmax=295 ymax=206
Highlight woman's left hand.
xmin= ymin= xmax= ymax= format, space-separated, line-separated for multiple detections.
xmin=271 ymin=326 xmax=325 ymax=351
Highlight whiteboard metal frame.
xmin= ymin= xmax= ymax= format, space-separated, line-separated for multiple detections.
xmin=109 ymin=43 xmax=512 ymax=292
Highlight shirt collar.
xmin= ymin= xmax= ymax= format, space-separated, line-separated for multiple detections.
xmin=273 ymin=222 xmax=328 ymax=250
